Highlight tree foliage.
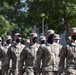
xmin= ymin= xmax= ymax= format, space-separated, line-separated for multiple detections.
xmin=26 ymin=0 xmax=76 ymax=34
xmin=0 ymin=15 xmax=11 ymax=37
xmin=0 ymin=0 xmax=76 ymax=38
xmin=0 ymin=0 xmax=32 ymax=38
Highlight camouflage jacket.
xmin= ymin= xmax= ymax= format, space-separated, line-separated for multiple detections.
xmin=52 ymin=43 xmax=62 ymax=71
xmin=36 ymin=43 xmax=56 ymax=73
xmin=19 ymin=43 xmax=40 ymax=72
xmin=59 ymin=42 xmax=76 ymax=73
xmin=2 ymin=43 xmax=25 ymax=71
xmin=0 ymin=46 xmax=5 ymax=69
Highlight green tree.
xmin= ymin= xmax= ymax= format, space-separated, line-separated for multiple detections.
xmin=0 ymin=15 xmax=11 ymax=37
xmin=26 ymin=0 xmax=76 ymax=34
xmin=0 ymin=0 xmax=32 ymax=38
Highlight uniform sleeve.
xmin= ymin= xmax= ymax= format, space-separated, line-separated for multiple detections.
xmin=59 ymin=46 xmax=67 ymax=73
xmin=19 ymin=47 xmax=27 ymax=72
xmin=0 ymin=48 xmax=4 ymax=58
xmin=35 ymin=46 xmax=44 ymax=73
xmin=2 ymin=47 xmax=12 ymax=70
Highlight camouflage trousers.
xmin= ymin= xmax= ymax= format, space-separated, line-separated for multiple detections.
xmin=65 ymin=68 xmax=76 ymax=75
xmin=42 ymin=71 xmax=54 ymax=75
xmin=0 ymin=69 xmax=2 ymax=75
xmin=2 ymin=70 xmax=7 ymax=75
xmin=25 ymin=72 xmax=34 ymax=75
xmin=52 ymin=71 xmax=58 ymax=75
xmin=24 ymin=66 xmax=35 ymax=75
xmin=2 ymin=69 xmax=19 ymax=75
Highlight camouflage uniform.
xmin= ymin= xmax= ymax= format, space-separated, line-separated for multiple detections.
xmin=52 ymin=43 xmax=62 ymax=75
xmin=59 ymin=44 xmax=76 ymax=75
xmin=19 ymin=33 xmax=40 ymax=75
xmin=19 ymin=43 xmax=40 ymax=75
xmin=0 ymin=46 xmax=4 ymax=75
xmin=51 ymin=34 xmax=62 ymax=75
xmin=59 ymin=27 xmax=76 ymax=75
xmin=36 ymin=44 xmax=55 ymax=75
xmin=3 ymin=43 xmax=25 ymax=75
xmin=36 ymin=29 xmax=56 ymax=75
xmin=1 ymin=35 xmax=12 ymax=75
xmin=0 ymin=37 xmax=5 ymax=75
xmin=2 ymin=44 xmax=12 ymax=75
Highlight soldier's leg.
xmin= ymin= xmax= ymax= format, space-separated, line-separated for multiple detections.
xmin=2 ymin=70 xmax=7 ymax=75
xmin=53 ymin=71 xmax=57 ymax=75
xmin=42 ymin=71 xmax=53 ymax=75
xmin=27 ymin=72 xmax=34 ymax=75
xmin=0 ymin=69 xmax=2 ymax=75
xmin=26 ymin=68 xmax=35 ymax=75
xmin=65 ymin=68 xmax=76 ymax=75
xmin=65 ymin=69 xmax=74 ymax=75
xmin=10 ymin=70 xmax=16 ymax=75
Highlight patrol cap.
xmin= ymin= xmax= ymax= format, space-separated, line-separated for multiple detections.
xmin=40 ymin=36 xmax=46 ymax=41
xmin=6 ymin=35 xmax=12 ymax=40
xmin=69 ymin=27 xmax=76 ymax=34
xmin=15 ymin=33 xmax=21 ymax=36
xmin=0 ymin=37 xmax=2 ymax=41
xmin=47 ymin=29 xmax=55 ymax=35
xmin=30 ymin=33 xmax=37 ymax=38
xmin=53 ymin=34 xmax=60 ymax=40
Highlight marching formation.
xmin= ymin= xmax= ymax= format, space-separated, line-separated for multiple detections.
xmin=0 ymin=27 xmax=76 ymax=75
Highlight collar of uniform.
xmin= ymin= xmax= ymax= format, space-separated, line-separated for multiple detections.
xmin=30 ymin=43 xmax=37 ymax=48
xmin=15 ymin=43 xmax=22 ymax=48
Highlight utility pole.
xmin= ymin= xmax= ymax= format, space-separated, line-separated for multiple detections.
xmin=41 ymin=14 xmax=45 ymax=36
xmin=42 ymin=19 xmax=44 ymax=36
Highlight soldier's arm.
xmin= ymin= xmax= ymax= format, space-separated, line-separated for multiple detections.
xmin=0 ymin=48 xmax=4 ymax=58
xmin=58 ymin=46 xmax=67 ymax=73
xmin=19 ymin=47 xmax=27 ymax=73
xmin=2 ymin=47 xmax=12 ymax=71
xmin=35 ymin=46 xmax=44 ymax=73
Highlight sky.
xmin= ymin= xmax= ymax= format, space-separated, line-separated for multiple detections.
xmin=20 ymin=0 xmax=28 ymax=12
xmin=21 ymin=0 xmax=26 ymax=3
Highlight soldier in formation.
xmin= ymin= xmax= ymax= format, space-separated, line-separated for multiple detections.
xmin=39 ymin=36 xmax=46 ymax=46
xmin=52 ymin=34 xmax=62 ymax=75
xmin=0 ymin=37 xmax=4 ymax=75
xmin=36 ymin=29 xmax=56 ymax=75
xmin=2 ymin=33 xmax=25 ymax=75
xmin=2 ymin=35 xmax=12 ymax=75
xmin=59 ymin=27 xmax=76 ymax=75
xmin=19 ymin=33 xmax=40 ymax=75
